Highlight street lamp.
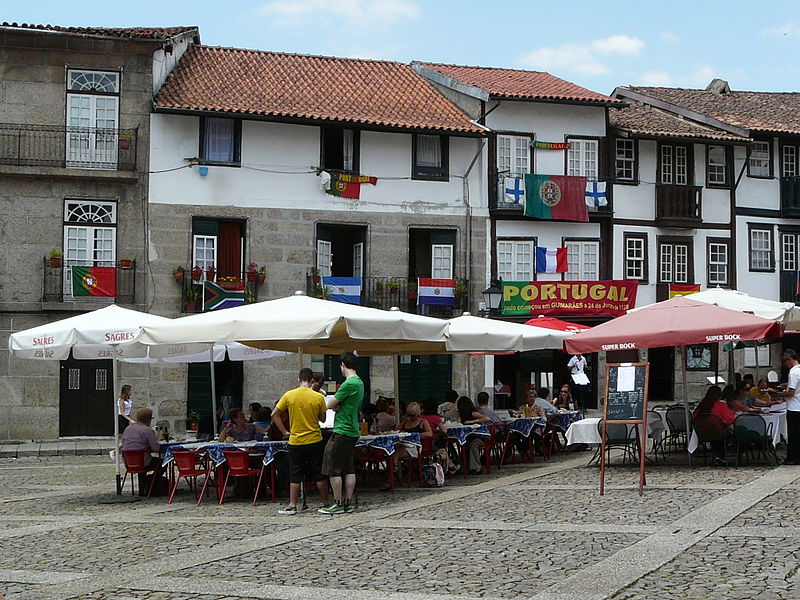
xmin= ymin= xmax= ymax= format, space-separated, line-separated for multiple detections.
xmin=482 ymin=282 xmax=502 ymax=317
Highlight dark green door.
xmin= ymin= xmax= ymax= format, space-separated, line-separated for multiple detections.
xmin=398 ymin=354 xmax=452 ymax=406
xmin=187 ymin=359 xmax=243 ymax=419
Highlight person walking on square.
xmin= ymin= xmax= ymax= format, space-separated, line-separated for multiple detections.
xmin=272 ymin=368 xmax=330 ymax=515
xmin=568 ymin=354 xmax=588 ymax=411
xmin=772 ymin=349 xmax=800 ymax=465
xmin=319 ymin=352 xmax=364 ymax=514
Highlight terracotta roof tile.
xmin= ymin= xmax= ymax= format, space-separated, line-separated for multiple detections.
xmin=609 ymin=103 xmax=749 ymax=142
xmin=625 ymin=86 xmax=800 ymax=135
xmin=415 ymin=62 xmax=622 ymax=105
xmin=0 ymin=22 xmax=197 ymax=41
xmin=154 ymin=46 xmax=483 ymax=134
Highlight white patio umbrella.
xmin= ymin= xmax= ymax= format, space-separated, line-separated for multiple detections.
xmin=687 ymin=287 xmax=800 ymax=332
xmin=8 ymin=305 xmax=174 ymax=494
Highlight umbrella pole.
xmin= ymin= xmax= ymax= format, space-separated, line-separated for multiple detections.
xmin=298 ymin=347 xmax=304 ymax=370
xmin=209 ymin=346 xmax=219 ymax=439
xmin=393 ymin=355 xmax=400 ymax=427
xmin=113 ymin=345 xmax=121 ymax=494
xmin=466 ymin=355 xmax=473 ymax=400
xmin=680 ymin=345 xmax=690 ymax=453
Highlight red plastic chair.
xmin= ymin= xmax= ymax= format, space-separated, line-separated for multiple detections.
xmin=121 ymin=450 xmax=161 ymax=497
xmin=253 ymin=459 xmax=279 ymax=505
xmin=167 ymin=450 xmax=214 ymax=505
xmin=356 ymin=448 xmax=395 ymax=492
xmin=398 ymin=437 xmax=435 ymax=487
xmin=219 ymin=450 xmax=263 ymax=504
xmin=482 ymin=424 xmax=510 ymax=473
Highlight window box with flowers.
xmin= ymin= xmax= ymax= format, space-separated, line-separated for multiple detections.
xmin=217 ymin=275 xmax=243 ymax=290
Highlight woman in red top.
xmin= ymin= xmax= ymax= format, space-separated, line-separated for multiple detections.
xmin=694 ymin=385 xmax=734 ymax=465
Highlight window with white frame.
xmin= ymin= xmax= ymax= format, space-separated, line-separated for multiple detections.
xmin=749 ymin=227 xmax=773 ymax=271
xmin=66 ymin=69 xmax=120 ymax=168
xmin=431 ymin=244 xmax=454 ymax=279
xmin=658 ymin=241 xmax=690 ymax=283
xmin=707 ymin=146 xmax=728 ymax=186
xmin=497 ymin=240 xmax=535 ymax=281
xmin=624 ymin=234 xmax=647 ymax=281
xmin=497 ymin=135 xmax=531 ymax=177
xmin=660 ymin=144 xmax=689 ymax=185
xmin=567 ymin=139 xmax=598 ymax=180
xmin=783 ymin=145 xmax=798 ymax=177
xmin=707 ymin=240 xmax=730 ymax=286
xmin=193 ymin=235 xmax=217 ymax=275
xmin=782 ymin=232 xmax=798 ymax=271
xmin=63 ymin=200 xmax=116 ymax=266
xmin=564 ymin=240 xmax=599 ymax=280
xmin=748 ymin=141 xmax=771 ymax=178
xmin=615 ymin=139 xmax=635 ymax=182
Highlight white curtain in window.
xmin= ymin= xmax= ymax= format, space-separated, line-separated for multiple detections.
xmin=417 ymin=135 xmax=441 ymax=168
xmin=203 ymin=118 xmax=234 ymax=162
xmin=343 ymin=129 xmax=354 ymax=171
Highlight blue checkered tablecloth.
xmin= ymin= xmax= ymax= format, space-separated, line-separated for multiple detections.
xmin=355 ymin=432 xmax=421 ymax=455
xmin=507 ymin=417 xmax=547 ymax=438
xmin=550 ymin=411 xmax=584 ymax=431
xmin=446 ymin=423 xmax=490 ymax=446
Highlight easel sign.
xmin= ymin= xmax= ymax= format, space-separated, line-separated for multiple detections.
xmin=599 ymin=362 xmax=649 ymax=496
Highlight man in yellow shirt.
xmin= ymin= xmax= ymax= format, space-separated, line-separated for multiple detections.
xmin=272 ymin=368 xmax=330 ymax=515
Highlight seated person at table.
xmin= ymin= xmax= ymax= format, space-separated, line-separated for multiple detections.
xmin=553 ymin=384 xmax=573 ymax=410
xmin=252 ymin=407 xmax=272 ymax=441
xmin=197 ymin=405 xmax=224 ymax=441
xmin=120 ymin=408 xmax=161 ymax=494
xmin=725 ymin=382 xmax=760 ymax=414
xmin=519 ymin=388 xmax=559 ymax=417
xmin=248 ymin=402 xmax=262 ymax=423
xmin=421 ymin=396 xmax=447 ymax=435
xmin=393 ymin=402 xmax=433 ymax=464
xmin=693 ymin=385 xmax=733 ymax=465
xmin=439 ymin=389 xmax=462 ymax=423
xmin=457 ymin=396 xmax=490 ymax=474
xmin=749 ymin=379 xmax=782 ymax=408
xmin=476 ymin=392 xmax=503 ymax=423
xmin=218 ymin=408 xmax=257 ymax=442
xmin=374 ymin=397 xmax=396 ymax=433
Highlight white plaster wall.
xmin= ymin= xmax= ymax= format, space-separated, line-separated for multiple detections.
xmin=152 ymin=36 xmax=194 ymax=95
xmin=735 ymin=141 xmax=781 ymax=210
xmin=149 ymin=114 xmax=487 ymax=217
xmin=735 ymin=216 xmax=780 ymax=299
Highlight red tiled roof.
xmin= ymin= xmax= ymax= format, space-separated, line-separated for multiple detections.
xmin=625 ymin=86 xmax=800 ymax=135
xmin=154 ymin=46 xmax=483 ymax=134
xmin=415 ymin=62 xmax=622 ymax=105
xmin=0 ymin=22 xmax=197 ymax=41
xmin=609 ymin=103 xmax=749 ymax=143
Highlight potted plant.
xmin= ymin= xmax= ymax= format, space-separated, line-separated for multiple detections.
xmin=119 ymin=257 xmax=133 ymax=269
xmin=246 ymin=262 xmax=259 ymax=282
xmin=48 ymin=249 xmax=62 ymax=268
xmin=407 ymin=280 xmax=418 ymax=300
xmin=172 ymin=266 xmax=184 ymax=284
xmin=118 ymin=134 xmax=132 ymax=150
xmin=313 ymin=283 xmax=332 ymax=300
xmin=455 ymin=281 xmax=468 ymax=297
xmin=310 ymin=267 xmax=321 ymax=284
xmin=217 ymin=275 xmax=241 ymax=290
xmin=187 ymin=411 xmax=201 ymax=431
xmin=184 ymin=286 xmax=201 ymax=312
xmin=387 ymin=279 xmax=402 ymax=293
xmin=257 ymin=266 xmax=267 ymax=284
xmin=191 ymin=266 xmax=202 ymax=281
xmin=205 ymin=265 xmax=216 ymax=281
xmin=244 ymin=288 xmax=256 ymax=304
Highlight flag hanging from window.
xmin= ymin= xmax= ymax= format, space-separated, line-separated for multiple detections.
xmin=321 ymin=277 xmax=361 ymax=304
xmin=417 ymin=278 xmax=456 ymax=306
xmin=203 ymin=281 xmax=245 ymax=311
xmin=535 ymin=247 xmax=568 ymax=273
xmin=668 ymin=283 xmax=701 ymax=298
xmin=524 ymin=174 xmax=588 ymax=222
xmin=323 ymin=172 xmax=377 ymax=199
xmin=71 ymin=266 xmax=116 ymax=297
xmin=503 ymin=177 xmax=525 ymax=204
xmin=585 ymin=181 xmax=608 ymax=208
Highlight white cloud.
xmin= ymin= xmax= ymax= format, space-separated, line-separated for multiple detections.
xmin=640 ymin=70 xmax=673 ymax=86
xmin=519 ymin=35 xmax=644 ymax=76
xmin=691 ymin=64 xmax=717 ymax=85
xmin=258 ymin=0 xmax=420 ymax=25
xmin=660 ymin=31 xmax=680 ymax=43
xmin=762 ymin=21 xmax=800 ymax=36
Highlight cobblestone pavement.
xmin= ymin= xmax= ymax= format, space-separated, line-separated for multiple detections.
xmin=1 ymin=451 xmax=799 ymax=600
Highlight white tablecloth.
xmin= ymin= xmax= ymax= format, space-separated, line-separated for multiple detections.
xmin=688 ymin=411 xmax=787 ymax=453
xmin=565 ymin=417 xmax=665 ymax=446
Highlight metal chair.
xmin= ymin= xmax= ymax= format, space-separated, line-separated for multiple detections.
xmin=665 ymin=406 xmax=692 ymax=452
xmin=167 ymin=450 xmax=214 ymax=504
xmin=732 ymin=414 xmax=778 ymax=466
xmin=647 ymin=411 xmax=667 ymax=463
xmin=690 ymin=413 xmax=728 ymax=466
xmin=596 ymin=420 xmax=638 ymax=465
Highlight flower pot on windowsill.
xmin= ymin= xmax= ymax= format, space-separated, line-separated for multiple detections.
xmin=119 ymin=136 xmax=131 ymax=150
xmin=205 ymin=268 xmax=216 ymax=281
xmin=257 ymin=273 xmax=266 ymax=284
xmin=219 ymin=279 xmax=242 ymax=291
xmin=246 ymin=272 xmax=258 ymax=282
xmin=188 ymin=422 xmax=199 ymax=431
xmin=49 ymin=257 xmax=62 ymax=268
xmin=191 ymin=267 xmax=202 ymax=281
xmin=185 ymin=301 xmax=198 ymax=313
xmin=119 ymin=259 xmax=132 ymax=269
xmin=173 ymin=270 xmax=184 ymax=284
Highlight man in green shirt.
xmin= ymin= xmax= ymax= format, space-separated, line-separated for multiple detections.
xmin=319 ymin=351 xmax=364 ymax=514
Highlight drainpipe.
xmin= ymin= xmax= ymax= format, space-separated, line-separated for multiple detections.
xmin=462 ymin=136 xmax=487 ymax=305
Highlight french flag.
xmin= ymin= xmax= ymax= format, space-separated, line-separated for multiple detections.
xmin=535 ymin=247 xmax=568 ymax=274
xmin=417 ymin=278 xmax=456 ymax=306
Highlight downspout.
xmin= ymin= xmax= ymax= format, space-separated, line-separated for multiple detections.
xmin=462 ymin=135 xmax=487 ymax=306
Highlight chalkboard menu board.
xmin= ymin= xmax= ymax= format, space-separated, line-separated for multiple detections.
xmin=604 ymin=363 xmax=648 ymax=423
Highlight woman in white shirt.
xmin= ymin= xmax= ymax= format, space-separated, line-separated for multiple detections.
xmin=118 ymin=384 xmax=135 ymax=433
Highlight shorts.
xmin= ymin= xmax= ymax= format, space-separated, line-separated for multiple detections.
xmin=287 ymin=441 xmax=326 ymax=484
xmin=321 ymin=433 xmax=358 ymax=476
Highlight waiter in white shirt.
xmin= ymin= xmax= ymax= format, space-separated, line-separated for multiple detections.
xmin=772 ymin=349 xmax=800 ymax=465
xmin=567 ymin=354 xmax=589 ymax=412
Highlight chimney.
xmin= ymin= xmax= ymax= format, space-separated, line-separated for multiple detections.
xmin=705 ymin=78 xmax=731 ymax=95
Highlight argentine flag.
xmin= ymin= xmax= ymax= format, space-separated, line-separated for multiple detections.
xmin=321 ymin=277 xmax=361 ymax=304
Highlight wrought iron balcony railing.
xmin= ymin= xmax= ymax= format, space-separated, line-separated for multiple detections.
xmin=43 ymin=259 xmax=136 ymax=304
xmin=0 ymin=123 xmax=137 ymax=171
xmin=177 ymin=268 xmax=263 ymax=313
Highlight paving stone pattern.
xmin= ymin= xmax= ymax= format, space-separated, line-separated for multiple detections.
xmin=0 ymin=453 xmax=798 ymax=600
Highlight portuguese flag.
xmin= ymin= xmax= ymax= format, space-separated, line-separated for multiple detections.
xmin=72 ymin=266 xmax=117 ymax=297
xmin=326 ymin=173 xmax=378 ymax=199
xmin=524 ymin=174 xmax=589 ymax=222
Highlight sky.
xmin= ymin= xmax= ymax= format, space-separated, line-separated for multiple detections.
xmin=6 ymin=0 xmax=800 ymax=95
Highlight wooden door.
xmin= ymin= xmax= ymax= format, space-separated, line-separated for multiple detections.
xmin=59 ymin=358 xmax=114 ymax=436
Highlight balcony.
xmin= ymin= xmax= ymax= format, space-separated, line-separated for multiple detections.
xmin=655 ymin=185 xmax=701 ymax=227
xmin=306 ymin=276 xmax=469 ymax=317
xmin=0 ymin=123 xmax=137 ymax=171
xmin=779 ymin=271 xmax=799 ymax=304
xmin=43 ymin=260 xmax=136 ymax=304
xmin=781 ymin=177 xmax=800 ymax=218
xmin=178 ymin=269 xmax=263 ymax=313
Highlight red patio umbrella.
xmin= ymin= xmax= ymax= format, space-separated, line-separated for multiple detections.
xmin=525 ymin=315 xmax=591 ymax=334
xmin=563 ymin=296 xmax=783 ymax=355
